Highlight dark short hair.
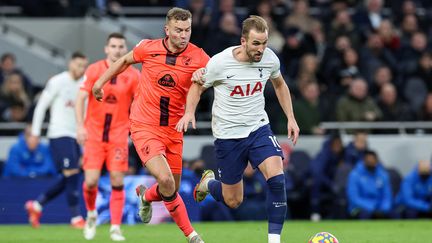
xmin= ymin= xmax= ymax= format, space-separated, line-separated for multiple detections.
xmin=364 ymin=150 xmax=377 ymax=159
xmin=1 ymin=53 xmax=16 ymax=63
xmin=166 ymin=7 xmax=192 ymax=23
xmin=71 ymin=51 xmax=86 ymax=60
xmin=107 ymin=32 xmax=126 ymax=43
xmin=242 ymin=15 xmax=268 ymax=38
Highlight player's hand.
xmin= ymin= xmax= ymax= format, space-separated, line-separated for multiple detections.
xmin=287 ymin=117 xmax=300 ymax=145
xmin=77 ymin=125 xmax=88 ymax=145
xmin=92 ymin=83 xmax=104 ymax=102
xmin=191 ymin=68 xmax=206 ymax=85
xmin=175 ymin=112 xmax=196 ymax=132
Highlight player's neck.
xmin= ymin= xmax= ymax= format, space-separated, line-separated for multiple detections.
xmin=233 ymin=46 xmax=251 ymax=63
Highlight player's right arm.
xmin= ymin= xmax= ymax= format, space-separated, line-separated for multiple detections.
xmin=92 ymin=51 xmax=137 ymax=101
xmin=30 ymin=77 xmax=57 ymax=142
xmin=75 ymin=90 xmax=88 ymax=145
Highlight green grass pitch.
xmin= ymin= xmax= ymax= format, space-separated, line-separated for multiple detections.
xmin=0 ymin=220 xmax=429 ymax=242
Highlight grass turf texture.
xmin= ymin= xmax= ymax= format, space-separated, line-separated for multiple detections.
xmin=0 ymin=220 xmax=429 ymax=242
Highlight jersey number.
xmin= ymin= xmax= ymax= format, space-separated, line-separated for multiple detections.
xmin=268 ymin=136 xmax=281 ymax=149
xmin=160 ymin=96 xmax=170 ymax=126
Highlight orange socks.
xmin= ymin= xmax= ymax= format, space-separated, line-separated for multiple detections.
xmin=110 ymin=186 xmax=125 ymax=225
xmin=83 ymin=183 xmax=97 ymax=211
xmin=162 ymin=192 xmax=194 ymax=237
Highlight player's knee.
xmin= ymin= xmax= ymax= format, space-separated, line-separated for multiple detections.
xmin=267 ymin=174 xmax=286 ymax=192
xmin=85 ymin=180 xmax=98 ymax=189
xmin=157 ymin=174 xmax=176 ymax=194
xmin=225 ymin=196 xmax=243 ymax=209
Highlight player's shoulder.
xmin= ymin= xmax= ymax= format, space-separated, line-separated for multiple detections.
xmin=46 ymin=71 xmax=68 ymax=85
xmin=135 ymin=38 xmax=163 ymax=50
xmin=87 ymin=60 xmax=106 ymax=72
xmin=263 ymin=48 xmax=279 ymax=61
xmin=208 ymin=46 xmax=235 ymax=65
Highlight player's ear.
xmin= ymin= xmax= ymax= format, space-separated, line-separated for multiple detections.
xmin=240 ymin=36 xmax=246 ymax=46
xmin=164 ymin=25 xmax=169 ymax=36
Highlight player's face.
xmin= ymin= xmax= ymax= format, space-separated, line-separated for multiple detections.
xmin=105 ymin=37 xmax=128 ymax=63
xmin=69 ymin=57 xmax=88 ymax=80
xmin=165 ymin=19 xmax=192 ymax=52
xmin=242 ymin=29 xmax=268 ymax=62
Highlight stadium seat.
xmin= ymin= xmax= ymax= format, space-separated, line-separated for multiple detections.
xmin=331 ymin=163 xmax=353 ymax=219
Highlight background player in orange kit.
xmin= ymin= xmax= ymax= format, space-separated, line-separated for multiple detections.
xmin=91 ymin=7 xmax=209 ymax=243
xmin=75 ymin=33 xmax=139 ymax=241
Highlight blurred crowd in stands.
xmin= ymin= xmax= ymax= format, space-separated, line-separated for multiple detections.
xmin=2 ymin=0 xmax=432 ymax=135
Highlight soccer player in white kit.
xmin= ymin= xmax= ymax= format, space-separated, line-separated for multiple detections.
xmin=176 ymin=15 xmax=299 ymax=243
xmin=25 ymin=52 xmax=88 ymax=229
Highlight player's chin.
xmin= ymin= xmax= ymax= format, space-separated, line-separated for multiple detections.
xmin=253 ymin=55 xmax=263 ymax=62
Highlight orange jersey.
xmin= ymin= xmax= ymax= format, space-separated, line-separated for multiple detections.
xmin=131 ymin=38 xmax=210 ymax=130
xmin=80 ymin=60 xmax=139 ymax=143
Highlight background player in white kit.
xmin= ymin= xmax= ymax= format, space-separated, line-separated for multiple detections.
xmin=25 ymin=52 xmax=88 ymax=229
xmin=176 ymin=15 xmax=299 ymax=243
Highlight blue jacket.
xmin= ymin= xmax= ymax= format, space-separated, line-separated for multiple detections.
xmin=3 ymin=133 xmax=56 ymax=178
xmin=347 ymin=162 xmax=392 ymax=213
xmin=396 ymin=168 xmax=432 ymax=212
xmin=344 ymin=142 xmax=366 ymax=166
xmin=310 ymin=137 xmax=343 ymax=187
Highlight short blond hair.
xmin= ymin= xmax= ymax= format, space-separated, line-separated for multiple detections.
xmin=242 ymin=15 xmax=268 ymax=39
xmin=166 ymin=7 xmax=192 ymax=23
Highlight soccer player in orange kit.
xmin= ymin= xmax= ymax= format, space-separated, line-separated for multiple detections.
xmin=91 ymin=8 xmax=209 ymax=243
xmin=75 ymin=33 xmax=139 ymax=241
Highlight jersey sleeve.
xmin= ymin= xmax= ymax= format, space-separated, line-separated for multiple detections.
xmin=202 ymin=55 xmax=223 ymax=88
xmin=80 ymin=64 xmax=98 ymax=93
xmin=198 ymin=49 xmax=210 ymax=68
xmin=133 ymin=39 xmax=151 ymax=62
xmin=269 ymin=49 xmax=281 ymax=79
xmin=31 ymin=77 xmax=58 ymax=136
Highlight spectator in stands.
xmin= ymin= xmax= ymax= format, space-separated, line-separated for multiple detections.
xmin=334 ymin=48 xmax=362 ymax=95
xmin=377 ymin=83 xmax=414 ymax=122
xmin=284 ymin=0 xmax=319 ymax=34
xmin=336 ymin=78 xmax=382 ymax=122
xmin=396 ymin=160 xmax=432 ymax=218
xmin=344 ymin=130 xmax=368 ymax=166
xmin=327 ymin=9 xmax=360 ymax=49
xmin=264 ymin=16 xmax=284 ymax=54
xmin=0 ymin=53 xmax=34 ymax=96
xmin=188 ymin=0 xmax=211 ymax=48
xmin=410 ymin=51 xmax=432 ymax=92
xmin=359 ymin=33 xmax=397 ymax=84
xmin=377 ymin=19 xmax=401 ymax=55
xmin=0 ymin=72 xmax=31 ymax=122
xmin=232 ymin=164 xmax=267 ymax=221
xmin=369 ymin=65 xmax=392 ymax=98
xmin=321 ymin=36 xmax=352 ymax=91
xmin=399 ymin=32 xmax=428 ymax=76
xmin=2 ymin=125 xmax=55 ymax=178
xmin=417 ymin=93 xmax=432 ymax=121
xmin=400 ymin=14 xmax=420 ymax=47
xmin=292 ymin=82 xmax=323 ymax=135
xmin=347 ymin=150 xmax=393 ymax=219
xmin=309 ymin=134 xmax=344 ymax=221
xmin=205 ymin=12 xmax=241 ymax=56
xmin=353 ymin=0 xmax=389 ymax=38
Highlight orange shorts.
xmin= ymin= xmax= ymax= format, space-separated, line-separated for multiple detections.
xmin=82 ymin=140 xmax=128 ymax=172
xmin=130 ymin=122 xmax=183 ymax=174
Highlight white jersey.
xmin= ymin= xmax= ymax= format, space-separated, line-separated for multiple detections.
xmin=32 ymin=71 xmax=83 ymax=138
xmin=203 ymin=46 xmax=281 ymax=139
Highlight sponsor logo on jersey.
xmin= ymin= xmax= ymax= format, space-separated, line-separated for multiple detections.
xmin=105 ymin=94 xmax=117 ymax=104
xmin=158 ymin=74 xmax=176 ymax=87
xmin=230 ymin=82 xmax=263 ymax=97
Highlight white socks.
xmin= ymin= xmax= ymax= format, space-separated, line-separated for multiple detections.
xmin=268 ymin=233 xmax=280 ymax=243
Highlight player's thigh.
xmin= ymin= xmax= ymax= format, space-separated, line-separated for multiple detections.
xmin=84 ymin=169 xmax=101 ymax=186
xmin=106 ymin=142 xmax=128 ymax=173
xmin=145 ymin=155 xmax=174 ymax=183
xmin=248 ymin=125 xmax=284 ymax=180
xmin=82 ymin=140 xmax=106 ymax=171
xmin=49 ymin=137 xmax=81 ymax=171
xmin=214 ymin=138 xmax=249 ymax=185
xmin=166 ymin=137 xmax=183 ymax=176
xmin=131 ymin=129 xmax=167 ymax=167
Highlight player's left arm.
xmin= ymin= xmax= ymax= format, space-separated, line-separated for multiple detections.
xmin=175 ymin=83 xmax=207 ymax=132
xmin=270 ymin=74 xmax=300 ymax=145
xmin=92 ymin=51 xmax=136 ymax=101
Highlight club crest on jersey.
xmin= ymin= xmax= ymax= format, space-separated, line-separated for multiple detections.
xmin=105 ymin=94 xmax=117 ymax=104
xmin=181 ymin=56 xmax=192 ymax=66
xmin=230 ymin=82 xmax=263 ymax=97
xmin=157 ymin=70 xmax=178 ymax=88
